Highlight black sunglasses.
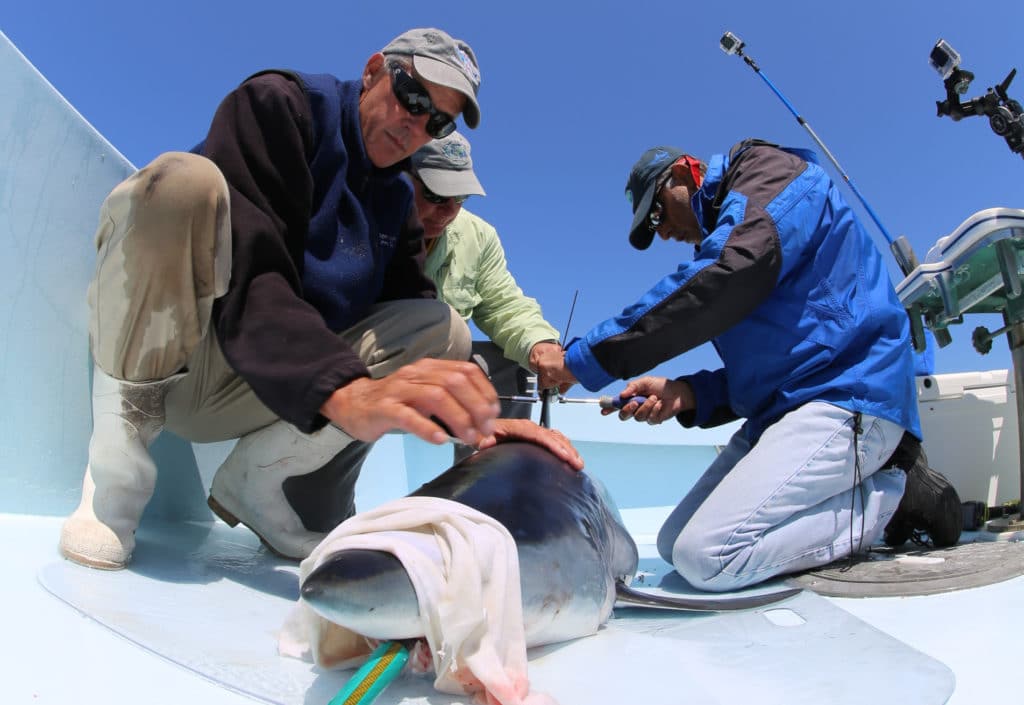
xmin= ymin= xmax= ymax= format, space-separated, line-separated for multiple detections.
xmin=416 ymin=175 xmax=469 ymax=206
xmin=389 ymin=64 xmax=457 ymax=139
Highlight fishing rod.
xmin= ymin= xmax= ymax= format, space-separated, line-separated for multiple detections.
xmin=718 ymin=31 xmax=921 ymax=278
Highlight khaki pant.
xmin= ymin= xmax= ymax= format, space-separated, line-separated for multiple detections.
xmin=88 ymin=151 xmax=471 ymax=444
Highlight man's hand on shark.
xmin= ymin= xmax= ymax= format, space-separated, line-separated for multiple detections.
xmin=476 ymin=419 xmax=584 ymax=470
xmin=320 ymin=359 xmax=500 ymax=445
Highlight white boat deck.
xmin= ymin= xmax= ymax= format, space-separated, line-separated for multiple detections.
xmin=8 ymin=502 xmax=1023 ymax=705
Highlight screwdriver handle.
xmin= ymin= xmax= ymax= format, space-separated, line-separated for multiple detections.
xmin=598 ymin=395 xmax=648 ymax=410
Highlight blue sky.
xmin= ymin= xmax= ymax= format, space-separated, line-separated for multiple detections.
xmin=4 ymin=0 xmax=1023 ymax=394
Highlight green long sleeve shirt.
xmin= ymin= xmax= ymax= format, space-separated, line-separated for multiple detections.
xmin=424 ymin=209 xmax=559 ymax=369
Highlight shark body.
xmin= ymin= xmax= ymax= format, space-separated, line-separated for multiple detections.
xmin=300 ymin=441 xmax=800 ymax=646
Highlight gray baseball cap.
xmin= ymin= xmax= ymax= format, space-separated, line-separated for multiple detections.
xmin=412 ymin=131 xmax=486 ymax=197
xmin=382 ymin=28 xmax=482 ymax=128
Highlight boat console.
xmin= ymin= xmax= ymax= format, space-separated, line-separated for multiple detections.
xmin=898 ymin=207 xmax=1024 ymax=529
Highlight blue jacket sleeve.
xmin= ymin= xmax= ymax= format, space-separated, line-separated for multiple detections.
xmin=564 ymin=145 xmax=801 ymax=392
xmin=678 ymin=369 xmax=737 ymax=428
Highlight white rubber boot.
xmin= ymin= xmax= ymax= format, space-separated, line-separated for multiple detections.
xmin=60 ymin=366 xmax=180 ymax=570
xmin=207 ymin=420 xmax=355 ymax=560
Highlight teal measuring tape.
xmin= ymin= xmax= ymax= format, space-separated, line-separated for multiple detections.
xmin=328 ymin=640 xmax=410 ymax=705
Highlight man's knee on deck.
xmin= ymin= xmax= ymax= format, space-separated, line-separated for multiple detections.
xmin=667 ymin=523 xmax=756 ymax=592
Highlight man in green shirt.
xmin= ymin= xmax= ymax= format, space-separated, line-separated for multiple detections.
xmin=411 ymin=132 xmax=564 ymax=458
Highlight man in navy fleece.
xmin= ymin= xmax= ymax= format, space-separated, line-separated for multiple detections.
xmin=60 ymin=27 xmax=581 ymax=571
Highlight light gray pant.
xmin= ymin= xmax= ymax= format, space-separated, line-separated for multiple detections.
xmin=657 ymin=402 xmax=907 ymax=591
xmin=87 ymin=151 xmax=471 ymax=444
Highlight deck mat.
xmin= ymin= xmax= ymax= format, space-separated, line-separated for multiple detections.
xmin=789 ymin=534 xmax=1024 ymax=597
xmin=39 ymin=520 xmax=954 ymax=705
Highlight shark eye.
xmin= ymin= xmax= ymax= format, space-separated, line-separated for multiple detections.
xmin=577 ymin=516 xmax=596 ymax=540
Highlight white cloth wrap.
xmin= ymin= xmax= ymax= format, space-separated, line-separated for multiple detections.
xmin=278 ymin=496 xmax=557 ymax=705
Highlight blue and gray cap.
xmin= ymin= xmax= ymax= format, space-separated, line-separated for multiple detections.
xmin=382 ymin=28 xmax=482 ymax=128
xmin=412 ymin=131 xmax=486 ymax=197
xmin=625 ymin=146 xmax=683 ymax=250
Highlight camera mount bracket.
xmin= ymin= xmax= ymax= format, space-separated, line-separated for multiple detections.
xmin=932 ymin=39 xmax=1024 ymax=159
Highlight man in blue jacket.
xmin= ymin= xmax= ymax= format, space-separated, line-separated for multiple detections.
xmin=546 ymin=140 xmax=961 ymax=591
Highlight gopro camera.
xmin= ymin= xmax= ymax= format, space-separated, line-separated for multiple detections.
xmin=720 ymin=31 xmax=744 ymax=56
xmin=930 ymin=39 xmax=961 ymax=81
xmin=931 ymin=38 xmax=1023 ymax=158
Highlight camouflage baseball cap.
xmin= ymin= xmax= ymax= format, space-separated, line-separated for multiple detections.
xmin=382 ymin=28 xmax=482 ymax=128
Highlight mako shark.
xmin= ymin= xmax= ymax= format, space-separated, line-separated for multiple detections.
xmin=300 ymin=441 xmax=800 ymax=648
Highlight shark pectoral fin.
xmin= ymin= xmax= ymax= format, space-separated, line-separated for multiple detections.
xmin=613 ymin=580 xmax=802 ymax=612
